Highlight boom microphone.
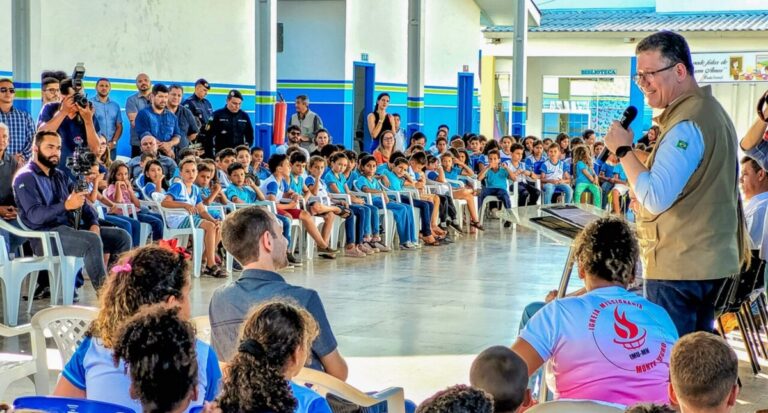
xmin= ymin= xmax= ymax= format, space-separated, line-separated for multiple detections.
xmin=599 ymin=105 xmax=638 ymax=162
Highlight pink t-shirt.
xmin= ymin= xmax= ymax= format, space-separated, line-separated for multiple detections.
xmin=103 ymin=184 xmax=118 ymax=202
xmin=520 ymin=286 xmax=678 ymax=406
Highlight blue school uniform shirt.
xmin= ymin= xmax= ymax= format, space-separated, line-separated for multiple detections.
xmin=541 ymin=160 xmax=566 ymax=181
xmin=260 ymin=175 xmax=291 ymax=200
xmin=380 ymin=168 xmax=405 ymax=191
xmin=322 ymin=171 xmax=348 ymax=194
xmin=291 ymin=382 xmax=333 ymax=413
xmin=469 ymin=153 xmax=484 ymax=171
xmin=253 ymin=165 xmax=272 ymax=181
xmin=574 ymin=161 xmax=594 ymax=185
xmin=355 ymin=175 xmax=382 ymax=191
xmin=613 ymin=163 xmax=627 ymax=182
xmin=500 ymin=151 xmax=513 ymax=164
xmin=142 ymin=182 xmax=165 ymax=199
xmin=289 ymin=173 xmax=305 ymax=195
xmin=600 ymin=162 xmax=615 ymax=179
xmin=347 ymin=169 xmax=361 ymax=186
xmin=225 ymin=184 xmax=259 ymax=203
xmin=483 ymin=167 xmax=510 ymax=189
xmin=166 ymin=182 xmax=203 ymax=227
xmin=375 ymin=163 xmax=389 ymax=175
xmin=62 ymin=336 xmax=221 ymax=413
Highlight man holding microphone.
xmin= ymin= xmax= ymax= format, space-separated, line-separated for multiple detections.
xmin=604 ymin=31 xmax=746 ymax=336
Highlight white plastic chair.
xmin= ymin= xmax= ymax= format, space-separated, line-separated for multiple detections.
xmin=0 ymin=223 xmax=57 ymax=326
xmin=190 ymin=315 xmax=211 ymax=344
xmin=347 ymin=186 xmax=396 ymax=248
xmin=12 ymin=219 xmax=84 ymax=308
xmin=30 ymin=305 xmax=98 ymax=391
xmin=151 ymin=193 xmax=205 ymax=278
xmin=426 ymin=180 xmax=469 ymax=232
xmin=0 ymin=322 xmax=47 ymax=397
xmin=479 ymin=179 xmax=519 ymax=229
xmin=112 ymin=203 xmax=153 ymax=247
xmin=294 ymin=367 xmax=405 ymax=413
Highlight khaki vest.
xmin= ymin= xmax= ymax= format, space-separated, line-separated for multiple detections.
xmin=636 ymin=85 xmax=742 ymax=280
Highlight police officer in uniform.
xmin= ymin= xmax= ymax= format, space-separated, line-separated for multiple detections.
xmin=198 ymin=89 xmax=254 ymax=158
xmin=182 ymin=78 xmax=213 ymax=128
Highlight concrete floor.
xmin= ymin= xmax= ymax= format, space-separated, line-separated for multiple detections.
xmin=2 ymin=222 xmax=767 ymax=411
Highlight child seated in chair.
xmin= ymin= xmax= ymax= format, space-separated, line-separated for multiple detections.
xmin=113 ymin=304 xmax=199 ymax=413
xmin=249 ymin=146 xmax=272 ymax=182
xmin=356 ymin=155 xmax=419 ymax=250
xmin=506 ymin=143 xmax=540 ymax=206
xmin=407 ymin=152 xmax=448 ymax=239
xmin=429 ymin=152 xmax=483 ymax=232
xmin=261 ymin=154 xmax=338 ymax=260
xmin=214 ymin=148 xmax=237 ymax=189
xmin=142 ymin=159 xmax=168 ymax=199
xmin=525 ymin=139 xmax=547 ymax=174
xmin=288 ymin=153 xmax=340 ymax=253
xmin=162 ymin=158 xmax=226 ymax=278
xmin=572 ymin=145 xmax=602 ymax=207
xmin=215 ymin=300 xmax=333 ymax=413
xmin=234 ymin=144 xmax=258 ymax=186
xmin=540 ymin=143 xmax=573 ymax=204
xmin=477 ymin=150 xmax=517 ymax=222
xmin=104 ymin=161 xmax=165 ymax=245
xmin=610 ymin=159 xmax=630 ymax=215
xmin=379 ymin=157 xmax=441 ymax=246
xmin=324 ymin=152 xmax=382 ymax=257
xmin=196 ymin=161 xmax=227 ymax=220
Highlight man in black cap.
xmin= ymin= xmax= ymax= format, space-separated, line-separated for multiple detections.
xmin=182 ymin=78 xmax=213 ymax=129
xmin=198 ymin=89 xmax=254 ymax=158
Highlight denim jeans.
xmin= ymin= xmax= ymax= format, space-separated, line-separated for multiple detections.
xmin=645 ymin=278 xmax=727 ymax=336
xmin=542 ymin=183 xmax=573 ymax=204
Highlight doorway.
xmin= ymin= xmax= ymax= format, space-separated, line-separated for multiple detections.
xmin=353 ymin=62 xmax=375 ymax=152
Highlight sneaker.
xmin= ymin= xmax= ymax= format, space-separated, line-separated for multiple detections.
xmin=358 ymin=243 xmax=374 ymax=254
xmin=287 ymin=253 xmax=303 ymax=266
xmin=441 ymin=236 xmax=455 ymax=244
xmin=345 ymin=247 xmax=367 ymax=257
xmin=373 ymin=241 xmax=391 ymax=252
xmin=366 ymin=242 xmax=381 ymax=253
xmin=400 ymin=243 xmax=416 ymax=250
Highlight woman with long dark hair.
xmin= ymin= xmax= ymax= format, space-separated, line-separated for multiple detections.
xmin=367 ymin=93 xmax=395 ymax=151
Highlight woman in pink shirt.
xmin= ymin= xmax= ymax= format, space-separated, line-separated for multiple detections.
xmin=512 ymin=217 xmax=679 ymax=407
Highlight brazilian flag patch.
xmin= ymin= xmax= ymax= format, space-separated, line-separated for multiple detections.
xmin=676 ymin=140 xmax=688 ymax=150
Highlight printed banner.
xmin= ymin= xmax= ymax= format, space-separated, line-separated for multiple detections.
xmin=692 ymin=52 xmax=768 ymax=82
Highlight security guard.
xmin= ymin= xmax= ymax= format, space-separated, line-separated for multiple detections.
xmin=198 ymin=89 xmax=254 ymax=158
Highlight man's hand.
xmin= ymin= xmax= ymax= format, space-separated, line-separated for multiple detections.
xmin=604 ymin=120 xmax=634 ymax=153
xmin=13 ymin=153 xmax=25 ymax=165
xmin=64 ymin=191 xmax=87 ymax=211
xmin=158 ymin=142 xmax=174 ymax=157
xmin=0 ymin=206 xmax=17 ymax=220
xmin=77 ymin=101 xmax=95 ymax=123
xmin=89 ymin=224 xmax=100 ymax=235
xmin=59 ymin=95 xmax=77 ymax=117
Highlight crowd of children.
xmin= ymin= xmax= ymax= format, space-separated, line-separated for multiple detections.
xmin=103 ymin=127 xmax=638 ymax=277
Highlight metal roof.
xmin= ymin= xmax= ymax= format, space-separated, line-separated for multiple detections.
xmin=483 ymin=8 xmax=768 ymax=33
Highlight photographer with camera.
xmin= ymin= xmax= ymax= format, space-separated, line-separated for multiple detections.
xmin=38 ymin=65 xmax=100 ymax=178
xmin=13 ymin=130 xmax=131 ymax=290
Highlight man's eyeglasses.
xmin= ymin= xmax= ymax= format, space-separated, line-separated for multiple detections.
xmin=634 ymin=62 xmax=679 ymax=84
xmin=0 ymin=87 xmax=16 ymax=94
xmin=289 ymin=131 xmax=300 ymax=135
xmin=44 ymin=88 xmax=60 ymax=94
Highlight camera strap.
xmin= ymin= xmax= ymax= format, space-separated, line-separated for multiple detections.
xmin=758 ymin=89 xmax=768 ymax=123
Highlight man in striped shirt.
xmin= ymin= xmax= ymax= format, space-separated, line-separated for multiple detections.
xmin=0 ymin=78 xmax=36 ymax=163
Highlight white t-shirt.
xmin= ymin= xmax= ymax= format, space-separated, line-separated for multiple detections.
xmin=541 ymin=160 xmax=565 ymax=181
xmin=520 ymin=286 xmax=678 ymax=406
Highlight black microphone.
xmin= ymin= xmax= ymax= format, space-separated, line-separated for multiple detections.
xmin=599 ymin=105 xmax=638 ymax=162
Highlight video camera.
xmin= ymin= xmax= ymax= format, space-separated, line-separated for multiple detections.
xmin=66 ymin=138 xmax=97 ymax=192
xmin=70 ymin=63 xmax=89 ymax=108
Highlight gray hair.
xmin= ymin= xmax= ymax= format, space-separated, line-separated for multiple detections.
xmin=0 ymin=122 xmax=8 ymax=135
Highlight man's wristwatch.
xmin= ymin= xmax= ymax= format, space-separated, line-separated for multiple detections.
xmin=616 ymin=146 xmax=633 ymax=159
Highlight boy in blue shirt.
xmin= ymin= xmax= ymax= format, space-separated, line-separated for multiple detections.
xmin=467 ymin=135 xmax=484 ymax=172
xmin=477 ymin=149 xmax=517 ymax=222
xmin=506 ymin=143 xmax=540 ymax=206
xmin=539 ymin=143 xmax=573 ymax=204
xmin=249 ymin=146 xmax=272 ymax=181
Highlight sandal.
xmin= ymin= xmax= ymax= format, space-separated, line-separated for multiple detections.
xmin=204 ymin=264 xmax=228 ymax=279
xmin=470 ymin=221 xmax=485 ymax=231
